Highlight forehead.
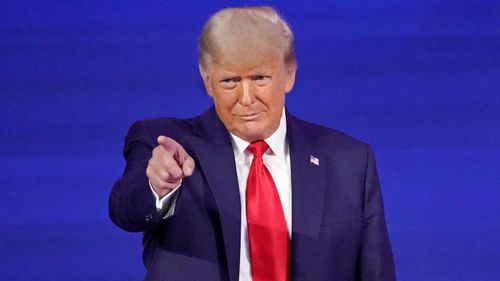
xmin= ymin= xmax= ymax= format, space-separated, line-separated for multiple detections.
xmin=211 ymin=62 xmax=273 ymax=75
xmin=209 ymin=49 xmax=284 ymax=73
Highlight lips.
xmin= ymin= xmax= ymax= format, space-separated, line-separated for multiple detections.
xmin=237 ymin=112 xmax=261 ymax=121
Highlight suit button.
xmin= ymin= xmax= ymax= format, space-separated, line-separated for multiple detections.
xmin=145 ymin=214 xmax=153 ymax=222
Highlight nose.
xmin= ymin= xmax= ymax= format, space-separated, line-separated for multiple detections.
xmin=238 ymin=79 xmax=255 ymax=106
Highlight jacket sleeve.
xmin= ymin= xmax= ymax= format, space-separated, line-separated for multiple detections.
xmin=356 ymin=146 xmax=397 ymax=280
xmin=108 ymin=120 xmax=164 ymax=232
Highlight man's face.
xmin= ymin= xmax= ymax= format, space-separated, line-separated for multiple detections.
xmin=200 ymin=55 xmax=296 ymax=142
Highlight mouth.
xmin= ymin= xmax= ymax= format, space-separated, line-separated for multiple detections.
xmin=236 ymin=112 xmax=261 ymax=121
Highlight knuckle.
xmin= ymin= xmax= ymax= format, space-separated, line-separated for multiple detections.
xmin=150 ymin=154 xmax=160 ymax=164
xmin=162 ymin=157 xmax=174 ymax=166
xmin=158 ymin=170 xmax=169 ymax=180
xmin=164 ymin=158 xmax=180 ymax=170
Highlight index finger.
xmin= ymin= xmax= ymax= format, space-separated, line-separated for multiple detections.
xmin=157 ymin=135 xmax=192 ymax=170
xmin=157 ymin=135 xmax=181 ymax=154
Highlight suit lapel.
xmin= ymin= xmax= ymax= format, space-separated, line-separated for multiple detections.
xmin=287 ymin=112 xmax=326 ymax=278
xmin=187 ymin=107 xmax=326 ymax=281
xmin=190 ymin=107 xmax=241 ymax=281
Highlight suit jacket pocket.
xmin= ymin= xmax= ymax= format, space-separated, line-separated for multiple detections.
xmin=319 ymin=213 xmax=363 ymax=252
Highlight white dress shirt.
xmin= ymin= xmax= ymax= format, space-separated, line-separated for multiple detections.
xmin=230 ymin=111 xmax=291 ymax=281
xmin=152 ymin=110 xmax=292 ymax=281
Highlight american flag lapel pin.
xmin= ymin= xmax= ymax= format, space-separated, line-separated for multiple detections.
xmin=310 ymin=155 xmax=320 ymax=166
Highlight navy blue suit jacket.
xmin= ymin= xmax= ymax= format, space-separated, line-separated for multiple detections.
xmin=109 ymin=106 xmax=396 ymax=281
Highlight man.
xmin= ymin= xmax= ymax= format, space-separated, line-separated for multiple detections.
xmin=109 ymin=6 xmax=396 ymax=281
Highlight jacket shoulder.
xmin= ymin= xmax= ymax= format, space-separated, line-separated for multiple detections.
xmin=128 ymin=114 xmax=203 ymax=142
xmin=289 ymin=115 xmax=370 ymax=152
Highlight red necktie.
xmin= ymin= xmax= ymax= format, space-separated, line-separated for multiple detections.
xmin=246 ymin=140 xmax=289 ymax=281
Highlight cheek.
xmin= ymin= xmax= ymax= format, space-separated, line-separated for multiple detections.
xmin=219 ymin=96 xmax=239 ymax=113
xmin=264 ymin=87 xmax=286 ymax=109
xmin=212 ymin=93 xmax=238 ymax=122
xmin=212 ymin=88 xmax=233 ymax=107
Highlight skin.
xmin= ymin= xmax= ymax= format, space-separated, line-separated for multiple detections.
xmin=200 ymin=54 xmax=296 ymax=142
xmin=146 ymin=136 xmax=195 ymax=197
xmin=148 ymin=51 xmax=296 ymax=198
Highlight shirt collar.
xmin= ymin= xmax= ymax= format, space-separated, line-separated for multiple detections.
xmin=229 ymin=108 xmax=287 ymax=160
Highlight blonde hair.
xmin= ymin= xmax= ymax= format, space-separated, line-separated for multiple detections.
xmin=198 ymin=6 xmax=296 ymax=69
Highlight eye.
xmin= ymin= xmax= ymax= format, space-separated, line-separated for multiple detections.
xmin=219 ymin=77 xmax=240 ymax=89
xmin=252 ymin=75 xmax=271 ymax=87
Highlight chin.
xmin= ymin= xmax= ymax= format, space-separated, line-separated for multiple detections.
xmin=236 ymin=125 xmax=271 ymax=142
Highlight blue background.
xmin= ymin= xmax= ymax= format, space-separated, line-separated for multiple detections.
xmin=1 ymin=1 xmax=499 ymax=280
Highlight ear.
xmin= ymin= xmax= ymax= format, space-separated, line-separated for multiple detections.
xmin=284 ymin=62 xmax=297 ymax=94
xmin=199 ymin=64 xmax=214 ymax=97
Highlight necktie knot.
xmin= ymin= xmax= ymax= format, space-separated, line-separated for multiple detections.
xmin=247 ymin=140 xmax=269 ymax=159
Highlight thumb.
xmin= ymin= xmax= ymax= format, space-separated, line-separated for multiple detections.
xmin=181 ymin=155 xmax=195 ymax=177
